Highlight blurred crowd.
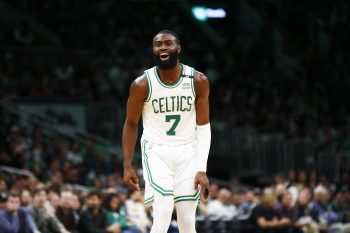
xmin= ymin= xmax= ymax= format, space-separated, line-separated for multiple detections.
xmin=1 ymin=113 xmax=350 ymax=233
xmin=1 ymin=163 xmax=350 ymax=233
xmin=1 ymin=1 xmax=350 ymax=232
xmin=0 ymin=0 xmax=350 ymax=144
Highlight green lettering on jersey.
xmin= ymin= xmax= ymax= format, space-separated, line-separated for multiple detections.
xmin=187 ymin=96 xmax=192 ymax=111
xmin=170 ymin=96 xmax=176 ymax=112
xmin=159 ymin=97 xmax=165 ymax=113
xmin=180 ymin=96 xmax=187 ymax=112
xmin=152 ymin=99 xmax=159 ymax=113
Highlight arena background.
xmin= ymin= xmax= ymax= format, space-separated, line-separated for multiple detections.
xmin=0 ymin=0 xmax=350 ymax=233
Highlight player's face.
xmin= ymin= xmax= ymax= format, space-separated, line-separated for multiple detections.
xmin=152 ymin=33 xmax=181 ymax=70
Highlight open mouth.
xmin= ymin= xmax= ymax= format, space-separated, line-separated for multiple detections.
xmin=160 ymin=53 xmax=169 ymax=61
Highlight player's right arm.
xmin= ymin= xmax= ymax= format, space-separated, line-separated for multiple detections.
xmin=122 ymin=74 xmax=148 ymax=190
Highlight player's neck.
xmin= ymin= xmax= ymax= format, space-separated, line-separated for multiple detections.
xmin=157 ymin=62 xmax=182 ymax=84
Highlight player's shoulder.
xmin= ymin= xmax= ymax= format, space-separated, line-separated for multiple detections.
xmin=131 ymin=73 xmax=148 ymax=89
xmin=193 ymin=70 xmax=209 ymax=86
xmin=129 ymin=74 xmax=148 ymax=98
xmin=192 ymin=70 xmax=210 ymax=96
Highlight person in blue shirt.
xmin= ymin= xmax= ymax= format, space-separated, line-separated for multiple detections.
xmin=0 ymin=192 xmax=40 ymax=233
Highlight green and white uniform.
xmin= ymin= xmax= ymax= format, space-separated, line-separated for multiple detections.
xmin=141 ymin=64 xmax=200 ymax=206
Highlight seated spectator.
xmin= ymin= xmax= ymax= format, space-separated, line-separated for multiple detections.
xmin=56 ymin=190 xmax=78 ymax=233
xmin=0 ymin=192 xmax=40 ymax=233
xmin=104 ymin=193 xmax=141 ymax=233
xmin=250 ymin=188 xmax=290 ymax=233
xmin=20 ymin=189 xmax=32 ymax=207
xmin=48 ymin=191 xmax=61 ymax=212
xmin=78 ymin=190 xmax=120 ymax=233
xmin=295 ymin=187 xmax=319 ymax=233
xmin=26 ymin=188 xmax=68 ymax=233
xmin=70 ymin=192 xmax=81 ymax=223
xmin=331 ymin=190 xmax=350 ymax=223
xmin=309 ymin=185 xmax=337 ymax=233
xmin=125 ymin=190 xmax=151 ymax=233
xmin=275 ymin=191 xmax=297 ymax=233
xmin=206 ymin=188 xmax=237 ymax=220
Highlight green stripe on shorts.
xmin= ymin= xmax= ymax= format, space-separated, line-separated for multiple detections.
xmin=174 ymin=188 xmax=200 ymax=203
xmin=142 ymin=140 xmax=174 ymax=196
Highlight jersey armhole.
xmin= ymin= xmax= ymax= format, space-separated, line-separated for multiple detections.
xmin=191 ymin=68 xmax=196 ymax=97
xmin=144 ymin=71 xmax=152 ymax=102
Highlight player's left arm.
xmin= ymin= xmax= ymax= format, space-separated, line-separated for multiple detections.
xmin=194 ymin=71 xmax=211 ymax=202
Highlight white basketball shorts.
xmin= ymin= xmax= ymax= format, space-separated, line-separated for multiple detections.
xmin=141 ymin=138 xmax=200 ymax=206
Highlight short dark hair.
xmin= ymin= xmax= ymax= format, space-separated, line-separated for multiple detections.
xmin=154 ymin=30 xmax=181 ymax=45
xmin=102 ymin=193 xmax=119 ymax=211
xmin=33 ymin=188 xmax=46 ymax=197
xmin=87 ymin=190 xmax=102 ymax=200
xmin=9 ymin=192 xmax=20 ymax=199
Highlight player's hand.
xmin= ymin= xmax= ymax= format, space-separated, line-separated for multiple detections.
xmin=194 ymin=171 xmax=209 ymax=202
xmin=123 ymin=165 xmax=140 ymax=190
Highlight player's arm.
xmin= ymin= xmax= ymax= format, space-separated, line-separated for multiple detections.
xmin=193 ymin=71 xmax=211 ymax=201
xmin=122 ymin=74 xmax=148 ymax=190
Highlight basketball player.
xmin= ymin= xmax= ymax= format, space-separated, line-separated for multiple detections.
xmin=122 ymin=30 xmax=211 ymax=233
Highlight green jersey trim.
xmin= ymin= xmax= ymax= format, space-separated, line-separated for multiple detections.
xmin=142 ymin=140 xmax=174 ymax=196
xmin=144 ymin=71 xmax=152 ymax=102
xmin=154 ymin=64 xmax=185 ymax=89
xmin=191 ymin=69 xmax=196 ymax=97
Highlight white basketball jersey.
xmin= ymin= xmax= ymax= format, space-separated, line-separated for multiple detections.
xmin=142 ymin=64 xmax=197 ymax=145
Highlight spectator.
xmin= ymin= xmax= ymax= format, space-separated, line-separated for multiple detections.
xmin=70 ymin=193 xmax=81 ymax=223
xmin=20 ymin=189 xmax=32 ymax=207
xmin=208 ymin=182 xmax=220 ymax=200
xmin=48 ymin=191 xmax=61 ymax=212
xmin=125 ymin=190 xmax=151 ymax=233
xmin=26 ymin=188 xmax=67 ymax=233
xmin=206 ymin=188 xmax=237 ymax=220
xmin=56 ymin=190 xmax=78 ymax=233
xmin=295 ymin=170 xmax=308 ymax=192
xmin=275 ymin=191 xmax=297 ymax=233
xmin=238 ymin=189 xmax=260 ymax=220
xmin=295 ymin=188 xmax=319 ymax=233
xmin=104 ymin=193 xmax=141 ymax=233
xmin=274 ymin=174 xmax=299 ymax=207
xmin=232 ymin=188 xmax=251 ymax=219
xmin=0 ymin=192 xmax=40 ymax=233
xmin=309 ymin=185 xmax=337 ymax=233
xmin=78 ymin=190 xmax=120 ymax=233
xmin=250 ymin=188 xmax=289 ymax=233
xmin=331 ymin=190 xmax=350 ymax=223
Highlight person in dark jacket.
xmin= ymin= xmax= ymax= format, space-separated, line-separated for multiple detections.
xmin=0 ymin=192 xmax=40 ymax=233
xmin=56 ymin=190 xmax=78 ymax=233
xmin=78 ymin=190 xmax=120 ymax=233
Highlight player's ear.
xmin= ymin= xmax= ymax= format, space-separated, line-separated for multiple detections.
xmin=177 ymin=44 xmax=181 ymax=54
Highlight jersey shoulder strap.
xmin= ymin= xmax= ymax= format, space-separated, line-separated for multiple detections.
xmin=182 ymin=64 xmax=195 ymax=78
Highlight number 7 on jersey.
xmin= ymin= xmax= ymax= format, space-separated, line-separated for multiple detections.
xmin=165 ymin=114 xmax=181 ymax=136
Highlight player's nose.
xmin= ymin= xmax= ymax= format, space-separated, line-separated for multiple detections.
xmin=160 ymin=43 xmax=168 ymax=50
